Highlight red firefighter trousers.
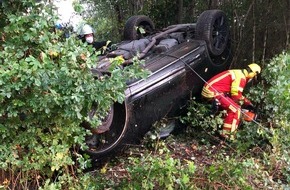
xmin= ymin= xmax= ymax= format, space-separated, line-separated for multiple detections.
xmin=215 ymin=94 xmax=241 ymax=138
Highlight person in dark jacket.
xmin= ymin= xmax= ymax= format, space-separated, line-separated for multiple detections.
xmin=79 ymin=24 xmax=112 ymax=54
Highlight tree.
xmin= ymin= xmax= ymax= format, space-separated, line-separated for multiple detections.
xmin=81 ymin=0 xmax=289 ymax=68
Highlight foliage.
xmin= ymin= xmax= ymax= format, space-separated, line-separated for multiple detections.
xmin=86 ymin=145 xmax=196 ymax=190
xmin=180 ymin=98 xmax=224 ymax=137
xmin=0 ymin=0 xmax=289 ymax=189
xmin=179 ymin=52 xmax=290 ymax=189
xmin=252 ymin=52 xmax=289 ymax=124
xmin=124 ymin=155 xmax=195 ymax=190
xmin=0 ymin=1 xmax=148 ymax=189
xmin=247 ymin=52 xmax=290 ymax=186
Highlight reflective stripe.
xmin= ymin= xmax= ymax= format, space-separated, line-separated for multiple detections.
xmin=229 ymin=70 xmax=235 ymax=80
xmin=202 ymin=72 xmax=231 ymax=98
xmin=223 ymin=123 xmax=232 ymax=130
xmin=201 ymin=87 xmax=215 ymax=98
xmin=231 ymin=119 xmax=237 ymax=132
xmin=222 ymin=120 xmax=239 ymax=140
xmin=237 ymin=109 xmax=241 ymax=119
xmin=222 ymin=126 xmax=231 ymax=137
xmin=229 ymin=70 xmax=246 ymax=96
xmin=228 ymin=105 xmax=237 ymax=113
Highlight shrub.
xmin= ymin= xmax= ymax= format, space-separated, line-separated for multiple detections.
xmin=0 ymin=1 xmax=147 ymax=189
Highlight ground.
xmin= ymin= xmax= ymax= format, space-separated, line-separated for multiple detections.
xmin=87 ymin=121 xmax=283 ymax=189
xmin=89 ymin=124 xmax=238 ymax=187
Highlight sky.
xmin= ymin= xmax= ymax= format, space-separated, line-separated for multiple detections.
xmin=53 ymin=0 xmax=83 ymax=29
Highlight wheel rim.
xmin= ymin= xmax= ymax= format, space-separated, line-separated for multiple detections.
xmin=212 ymin=14 xmax=229 ymax=52
xmin=84 ymin=104 xmax=127 ymax=156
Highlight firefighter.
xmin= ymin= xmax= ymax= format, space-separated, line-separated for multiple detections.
xmin=201 ymin=63 xmax=261 ymax=140
xmin=78 ymin=24 xmax=112 ymax=54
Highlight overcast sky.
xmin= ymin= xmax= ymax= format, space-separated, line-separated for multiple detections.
xmin=53 ymin=0 xmax=83 ymax=29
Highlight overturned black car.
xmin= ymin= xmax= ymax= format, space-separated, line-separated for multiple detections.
xmin=83 ymin=9 xmax=232 ymax=159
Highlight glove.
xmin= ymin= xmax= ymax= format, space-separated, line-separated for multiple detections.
xmin=242 ymin=104 xmax=255 ymax=111
xmin=106 ymin=43 xmax=118 ymax=51
xmin=211 ymin=98 xmax=221 ymax=114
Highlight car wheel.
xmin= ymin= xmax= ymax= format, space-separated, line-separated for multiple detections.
xmin=123 ymin=15 xmax=155 ymax=40
xmin=83 ymin=103 xmax=128 ymax=159
xmin=196 ymin=10 xmax=229 ymax=56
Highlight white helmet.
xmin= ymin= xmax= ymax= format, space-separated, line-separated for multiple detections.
xmin=80 ymin=24 xmax=94 ymax=36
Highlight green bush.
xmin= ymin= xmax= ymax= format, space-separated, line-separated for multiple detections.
xmin=248 ymin=52 xmax=290 ymax=186
xmin=93 ymin=152 xmax=196 ymax=190
xmin=0 ymin=1 xmax=147 ymax=189
xmin=124 ymin=155 xmax=195 ymax=190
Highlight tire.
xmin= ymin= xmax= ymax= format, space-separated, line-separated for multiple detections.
xmin=196 ymin=10 xmax=230 ymax=56
xmin=123 ymin=15 xmax=155 ymax=40
xmin=83 ymin=103 xmax=128 ymax=159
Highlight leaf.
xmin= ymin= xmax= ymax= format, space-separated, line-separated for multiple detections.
xmin=100 ymin=163 xmax=108 ymax=174
xmin=138 ymin=27 xmax=146 ymax=34
xmin=181 ymin=174 xmax=190 ymax=184
xmin=187 ymin=161 xmax=195 ymax=173
xmin=35 ymin=78 xmax=41 ymax=86
xmin=56 ymin=152 xmax=64 ymax=160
